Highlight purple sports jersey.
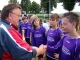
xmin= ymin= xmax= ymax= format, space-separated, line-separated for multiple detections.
xmin=19 ymin=22 xmax=27 ymax=38
xmin=75 ymin=38 xmax=80 ymax=60
xmin=26 ymin=22 xmax=32 ymax=38
xmin=59 ymin=37 xmax=80 ymax=60
xmin=32 ymin=26 xmax=47 ymax=47
xmin=47 ymin=35 xmax=80 ymax=60
xmin=46 ymin=28 xmax=63 ymax=59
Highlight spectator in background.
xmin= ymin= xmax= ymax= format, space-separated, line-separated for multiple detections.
xmin=58 ymin=18 xmax=62 ymax=28
xmin=43 ymin=20 xmax=49 ymax=31
xmin=24 ymin=11 xmax=28 ymax=17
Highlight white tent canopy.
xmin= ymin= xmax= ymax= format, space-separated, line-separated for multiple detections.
xmin=51 ymin=3 xmax=80 ymax=14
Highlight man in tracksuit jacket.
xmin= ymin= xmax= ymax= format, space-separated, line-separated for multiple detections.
xmin=0 ymin=3 xmax=46 ymax=60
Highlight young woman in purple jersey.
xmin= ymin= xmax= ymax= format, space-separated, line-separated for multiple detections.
xmin=31 ymin=18 xmax=47 ymax=60
xmin=48 ymin=12 xmax=80 ymax=60
xmin=46 ymin=13 xmax=64 ymax=60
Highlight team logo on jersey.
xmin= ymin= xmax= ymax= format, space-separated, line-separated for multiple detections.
xmin=62 ymin=45 xmax=71 ymax=55
xmin=47 ymin=36 xmax=54 ymax=42
xmin=34 ymin=34 xmax=42 ymax=37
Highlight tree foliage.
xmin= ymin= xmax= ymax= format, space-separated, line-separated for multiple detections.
xmin=20 ymin=0 xmax=31 ymax=13
xmin=58 ymin=0 xmax=80 ymax=11
xmin=41 ymin=0 xmax=57 ymax=14
xmin=77 ymin=0 xmax=80 ymax=2
xmin=41 ymin=0 xmax=48 ymax=13
xmin=29 ymin=1 xmax=40 ymax=14
xmin=52 ymin=0 xmax=57 ymax=8
xmin=41 ymin=0 xmax=80 ymax=13
xmin=63 ymin=0 xmax=76 ymax=11
xmin=9 ymin=0 xmax=17 ymax=4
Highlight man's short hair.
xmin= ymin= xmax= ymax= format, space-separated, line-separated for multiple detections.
xmin=1 ymin=3 xmax=21 ymax=20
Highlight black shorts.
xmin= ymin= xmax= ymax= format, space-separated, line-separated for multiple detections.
xmin=25 ymin=38 xmax=31 ymax=45
xmin=38 ymin=54 xmax=43 ymax=58
xmin=47 ymin=56 xmax=56 ymax=60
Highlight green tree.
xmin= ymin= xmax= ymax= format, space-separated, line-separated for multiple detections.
xmin=58 ymin=0 xmax=80 ymax=11
xmin=51 ymin=0 xmax=57 ymax=8
xmin=41 ymin=0 xmax=57 ymax=14
xmin=29 ymin=1 xmax=40 ymax=14
xmin=62 ymin=0 xmax=76 ymax=11
xmin=41 ymin=0 xmax=49 ymax=14
xmin=9 ymin=0 xmax=17 ymax=4
xmin=41 ymin=0 xmax=80 ymax=13
xmin=59 ymin=0 xmax=63 ymax=2
xmin=77 ymin=0 xmax=80 ymax=2
xmin=20 ymin=0 xmax=31 ymax=13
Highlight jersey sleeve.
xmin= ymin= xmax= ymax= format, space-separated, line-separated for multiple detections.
xmin=57 ymin=28 xmax=64 ymax=39
xmin=75 ymin=38 xmax=80 ymax=60
xmin=47 ymin=36 xmax=66 ymax=52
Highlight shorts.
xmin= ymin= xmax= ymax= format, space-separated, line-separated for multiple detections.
xmin=38 ymin=54 xmax=43 ymax=58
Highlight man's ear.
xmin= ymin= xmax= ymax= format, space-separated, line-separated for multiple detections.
xmin=8 ymin=12 xmax=12 ymax=20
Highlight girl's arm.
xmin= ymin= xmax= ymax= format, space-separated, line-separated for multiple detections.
xmin=22 ymin=30 xmax=25 ymax=41
xmin=47 ymin=36 xmax=65 ymax=52
xmin=30 ymin=32 xmax=32 ymax=44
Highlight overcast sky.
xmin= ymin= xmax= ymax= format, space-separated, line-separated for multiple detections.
xmin=0 ymin=0 xmax=80 ymax=14
xmin=0 ymin=0 xmax=40 ymax=10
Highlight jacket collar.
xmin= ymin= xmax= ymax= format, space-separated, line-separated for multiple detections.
xmin=1 ymin=19 xmax=18 ymax=30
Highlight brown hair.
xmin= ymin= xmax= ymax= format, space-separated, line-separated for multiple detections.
xmin=30 ymin=15 xmax=38 ymax=21
xmin=27 ymin=15 xmax=32 ymax=19
xmin=32 ymin=18 xmax=41 ymax=30
xmin=22 ymin=16 xmax=27 ymax=20
xmin=1 ymin=3 xmax=21 ymax=20
xmin=49 ymin=13 xmax=60 ymax=21
xmin=63 ymin=12 xmax=79 ymax=30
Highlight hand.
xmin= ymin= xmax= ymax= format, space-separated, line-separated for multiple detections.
xmin=23 ymin=37 xmax=25 ymax=41
xmin=43 ymin=53 xmax=46 ymax=58
xmin=39 ymin=44 xmax=47 ymax=54
xmin=35 ymin=44 xmax=47 ymax=56
xmin=43 ymin=45 xmax=47 ymax=49
xmin=54 ymin=53 xmax=59 ymax=58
